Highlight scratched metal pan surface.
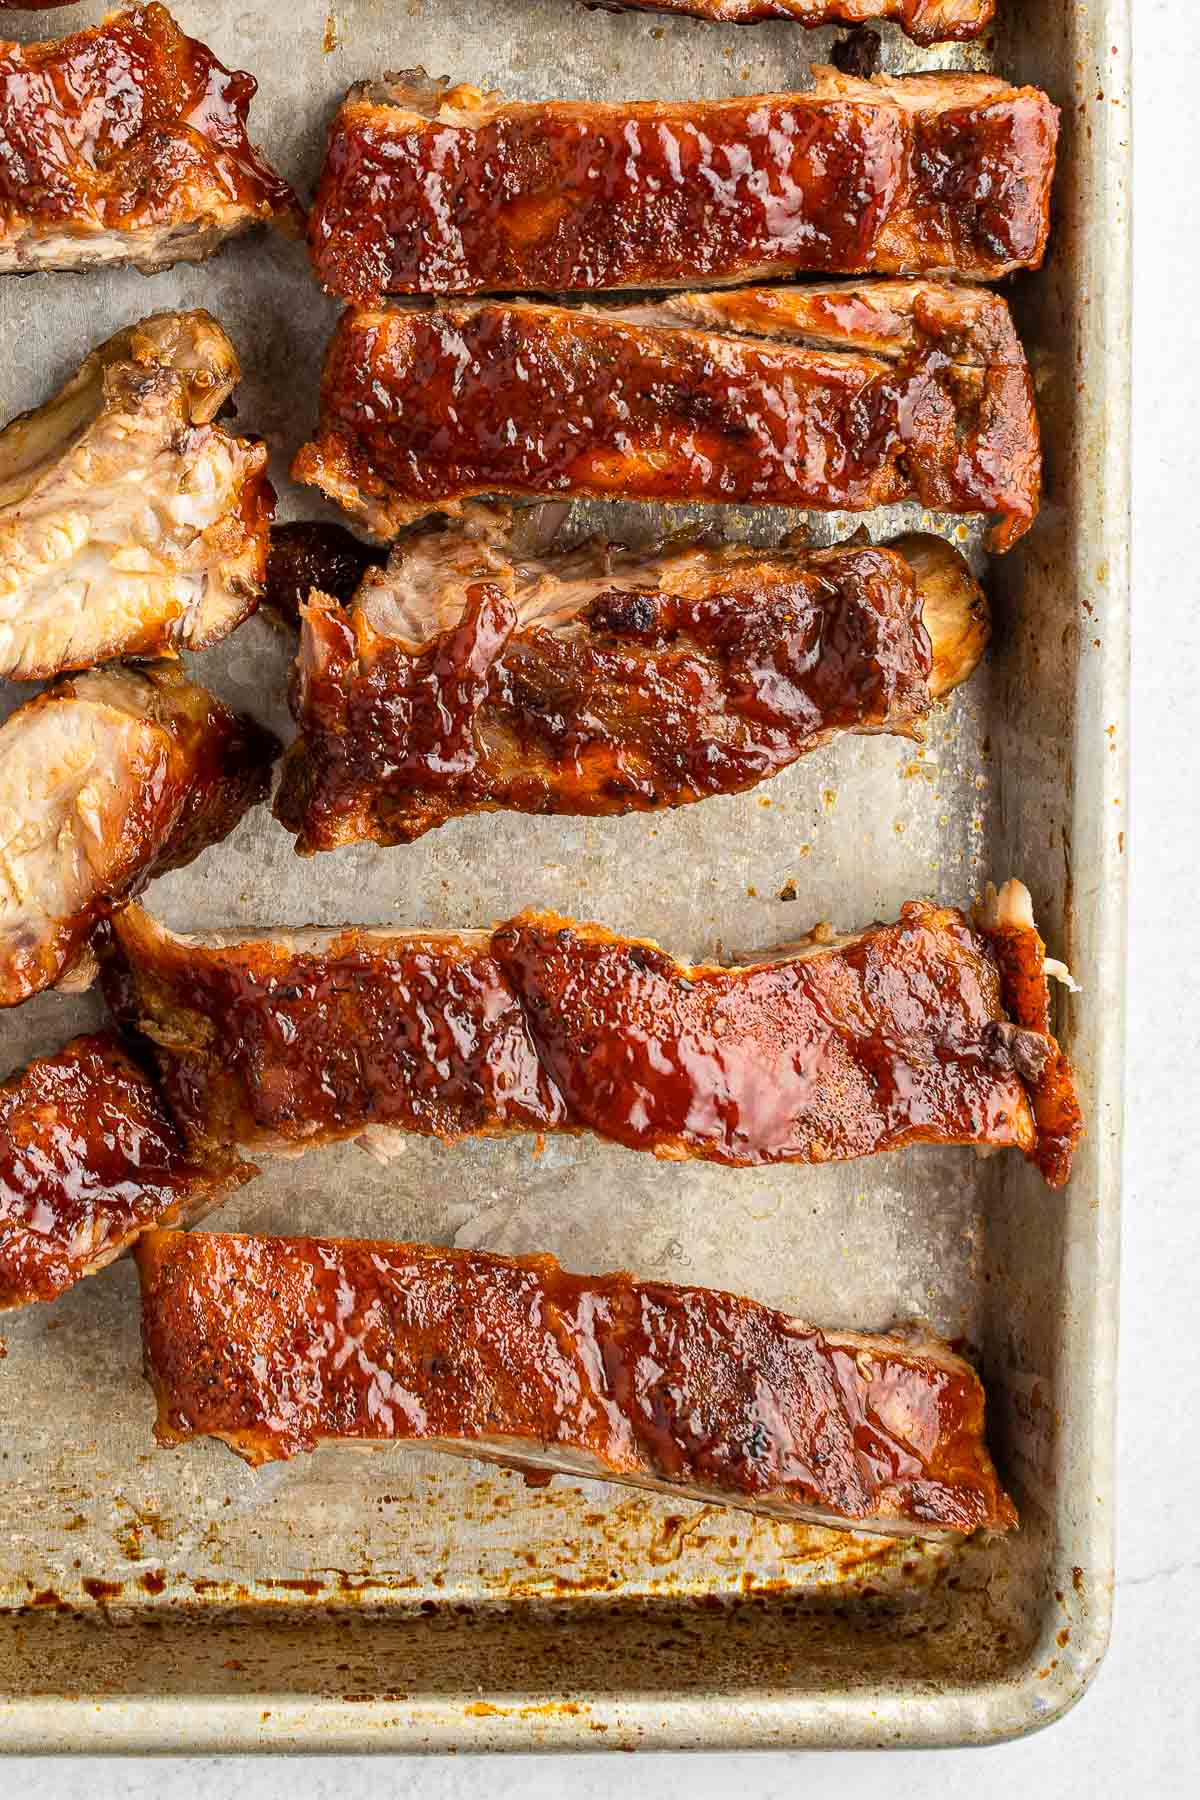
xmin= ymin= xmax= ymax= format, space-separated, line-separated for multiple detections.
xmin=0 ymin=0 xmax=1127 ymax=1753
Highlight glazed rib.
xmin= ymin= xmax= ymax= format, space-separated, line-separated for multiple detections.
xmin=0 ymin=1034 xmax=252 ymax=1310
xmin=292 ymin=282 xmax=1040 ymax=550
xmin=0 ymin=5 xmax=298 ymax=275
xmin=274 ymin=507 xmax=988 ymax=850
xmin=137 ymin=1229 xmax=1016 ymax=1539
xmin=0 ymin=311 xmax=273 ymax=681
xmin=598 ymin=1 xmax=994 ymax=43
xmin=102 ymin=879 xmax=1081 ymax=1186
xmin=0 ymin=664 xmax=279 ymax=1008
xmin=309 ymin=67 xmax=1057 ymax=302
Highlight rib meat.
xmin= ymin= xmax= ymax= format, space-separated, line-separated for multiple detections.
xmin=0 ymin=664 xmax=279 ymax=1008
xmin=0 ymin=310 xmax=273 ymax=681
xmin=292 ymin=281 xmax=1040 ymax=550
xmin=594 ymin=1 xmax=994 ymax=42
xmin=274 ymin=507 xmax=989 ymax=850
xmin=0 ymin=1033 xmax=252 ymax=1310
xmin=0 ymin=5 xmax=298 ymax=275
xmin=309 ymin=66 xmax=1057 ymax=301
xmin=102 ymin=879 xmax=1081 ymax=1186
xmin=137 ymin=1228 xmax=1016 ymax=1539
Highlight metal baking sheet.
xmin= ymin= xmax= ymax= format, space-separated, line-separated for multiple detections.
xmin=0 ymin=0 xmax=1129 ymax=1752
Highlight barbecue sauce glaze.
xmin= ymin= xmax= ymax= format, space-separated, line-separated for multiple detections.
xmin=598 ymin=1 xmax=995 ymax=47
xmin=0 ymin=1034 xmax=250 ymax=1308
xmin=294 ymin=299 xmax=1040 ymax=549
xmin=0 ymin=5 xmax=296 ymax=236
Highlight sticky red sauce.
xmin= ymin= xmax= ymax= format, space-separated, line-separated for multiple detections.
xmin=0 ymin=1033 xmax=252 ymax=1308
xmin=105 ymin=901 xmax=1059 ymax=1173
xmin=590 ymin=1 xmax=994 ymax=46
xmin=492 ymin=908 xmax=1033 ymax=1165
xmin=984 ymin=919 xmax=1083 ymax=1187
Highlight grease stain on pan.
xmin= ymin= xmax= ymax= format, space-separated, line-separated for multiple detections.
xmin=7 ymin=1485 xmax=953 ymax=1615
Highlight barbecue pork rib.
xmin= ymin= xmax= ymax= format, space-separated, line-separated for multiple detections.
xmin=0 ymin=665 xmax=279 ymax=1009
xmin=309 ymin=66 xmax=1057 ymax=302
xmin=102 ymin=879 xmax=1081 ymax=1187
xmin=274 ymin=507 xmax=988 ymax=850
xmin=0 ymin=5 xmax=298 ymax=276
xmin=137 ymin=1228 xmax=1016 ymax=1539
xmin=0 ymin=1034 xmax=252 ymax=1310
xmin=292 ymin=281 xmax=1040 ymax=550
xmin=0 ymin=310 xmax=273 ymax=681
xmin=597 ymin=1 xmax=994 ymax=42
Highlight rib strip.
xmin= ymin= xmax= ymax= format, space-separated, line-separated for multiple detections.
xmin=292 ymin=282 xmax=1040 ymax=550
xmin=274 ymin=508 xmax=989 ymax=849
xmin=309 ymin=67 xmax=1057 ymax=301
xmin=137 ymin=1228 xmax=1017 ymax=1539
xmin=102 ymin=879 xmax=1081 ymax=1186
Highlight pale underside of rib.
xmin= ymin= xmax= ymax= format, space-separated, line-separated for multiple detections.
xmin=0 ymin=311 xmax=264 ymax=680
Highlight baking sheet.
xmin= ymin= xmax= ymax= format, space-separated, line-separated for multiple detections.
xmin=0 ymin=0 xmax=1128 ymax=1751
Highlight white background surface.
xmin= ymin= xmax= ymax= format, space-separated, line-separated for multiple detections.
xmin=7 ymin=0 xmax=1198 ymax=1790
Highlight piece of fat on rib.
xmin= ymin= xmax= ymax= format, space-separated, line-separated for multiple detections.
xmin=0 ymin=310 xmax=273 ymax=681
xmin=0 ymin=663 xmax=279 ymax=1008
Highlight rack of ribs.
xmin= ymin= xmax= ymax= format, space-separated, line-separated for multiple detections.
xmin=137 ymin=1228 xmax=1017 ymax=1538
xmin=0 ymin=5 xmax=298 ymax=275
xmin=0 ymin=665 xmax=279 ymax=1008
xmin=0 ymin=1034 xmax=252 ymax=1310
xmin=274 ymin=506 xmax=989 ymax=849
xmin=590 ymin=2 xmax=995 ymax=43
xmin=0 ymin=310 xmax=274 ymax=681
xmin=102 ymin=878 xmax=1081 ymax=1187
xmin=309 ymin=66 xmax=1057 ymax=301
xmin=292 ymin=281 xmax=1040 ymax=550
